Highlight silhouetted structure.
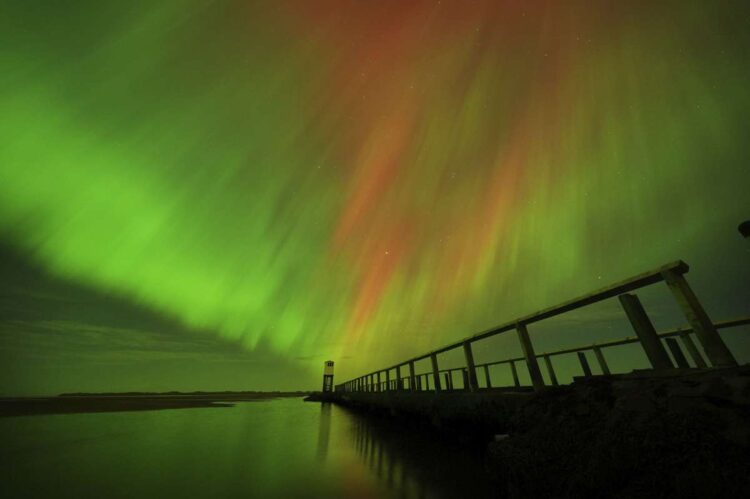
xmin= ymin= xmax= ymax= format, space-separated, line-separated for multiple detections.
xmin=322 ymin=360 xmax=334 ymax=393
xmin=335 ymin=260 xmax=746 ymax=395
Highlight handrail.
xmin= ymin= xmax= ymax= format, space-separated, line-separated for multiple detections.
xmin=336 ymin=260 xmax=743 ymax=393
xmin=467 ymin=316 xmax=749 ymax=371
xmin=381 ymin=260 xmax=687 ymax=369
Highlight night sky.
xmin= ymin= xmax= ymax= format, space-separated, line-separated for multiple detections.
xmin=1 ymin=0 xmax=749 ymax=395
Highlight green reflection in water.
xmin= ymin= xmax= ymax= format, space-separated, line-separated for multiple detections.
xmin=0 ymin=399 xmax=491 ymax=498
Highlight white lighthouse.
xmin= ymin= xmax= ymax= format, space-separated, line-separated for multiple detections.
xmin=322 ymin=360 xmax=334 ymax=392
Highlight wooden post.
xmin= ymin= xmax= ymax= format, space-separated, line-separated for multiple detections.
xmin=484 ymin=364 xmax=492 ymax=388
xmin=619 ymin=293 xmax=674 ymax=369
xmin=543 ymin=354 xmax=559 ymax=386
xmin=462 ymin=341 xmax=479 ymax=392
xmin=377 ymin=371 xmax=382 ymax=392
xmin=509 ymin=360 xmax=520 ymax=387
xmin=665 ymin=337 xmax=690 ymax=368
xmin=592 ymin=346 xmax=611 ymax=375
xmin=577 ymin=352 xmax=593 ymax=377
xmin=516 ymin=323 xmax=545 ymax=391
xmin=443 ymin=372 xmax=450 ymax=390
xmin=430 ymin=353 xmax=442 ymax=392
xmin=385 ymin=369 xmax=391 ymax=392
xmin=662 ymin=269 xmax=737 ymax=367
xmin=679 ymin=332 xmax=707 ymax=368
xmin=396 ymin=365 xmax=403 ymax=391
xmin=409 ymin=361 xmax=416 ymax=391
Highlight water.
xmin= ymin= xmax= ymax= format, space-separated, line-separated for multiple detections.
xmin=0 ymin=399 xmax=493 ymax=498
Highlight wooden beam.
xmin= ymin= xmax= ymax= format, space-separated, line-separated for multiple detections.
xmin=577 ymin=352 xmax=593 ymax=377
xmin=619 ymin=293 xmax=674 ymax=369
xmin=679 ymin=332 xmax=707 ymax=368
xmin=516 ymin=323 xmax=545 ymax=391
xmin=463 ymin=341 xmax=479 ymax=392
xmin=662 ymin=269 xmax=737 ymax=367
xmin=543 ymin=354 xmax=559 ymax=385
xmin=592 ymin=346 xmax=611 ymax=375
xmin=430 ymin=354 xmax=442 ymax=392
xmin=665 ymin=337 xmax=690 ymax=368
xmin=510 ymin=360 xmax=520 ymax=387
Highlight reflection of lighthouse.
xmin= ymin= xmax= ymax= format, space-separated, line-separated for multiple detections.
xmin=322 ymin=360 xmax=334 ymax=392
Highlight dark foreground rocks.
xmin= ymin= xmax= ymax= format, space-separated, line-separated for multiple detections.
xmin=487 ymin=366 xmax=750 ymax=498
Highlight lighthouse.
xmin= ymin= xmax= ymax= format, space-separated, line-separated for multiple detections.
xmin=322 ymin=360 xmax=334 ymax=393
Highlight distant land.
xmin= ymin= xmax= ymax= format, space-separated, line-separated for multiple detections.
xmin=57 ymin=390 xmax=311 ymax=397
xmin=0 ymin=391 xmax=310 ymax=418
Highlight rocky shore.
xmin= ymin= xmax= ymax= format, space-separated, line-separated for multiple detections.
xmin=488 ymin=367 xmax=750 ymax=498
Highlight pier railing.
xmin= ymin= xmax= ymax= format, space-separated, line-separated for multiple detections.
xmin=336 ymin=260 xmax=746 ymax=394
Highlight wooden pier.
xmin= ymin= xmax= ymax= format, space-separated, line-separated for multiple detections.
xmin=333 ymin=260 xmax=747 ymax=398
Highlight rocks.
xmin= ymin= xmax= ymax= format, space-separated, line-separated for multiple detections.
xmin=487 ymin=366 xmax=750 ymax=498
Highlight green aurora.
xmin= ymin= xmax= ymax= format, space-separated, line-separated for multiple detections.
xmin=1 ymin=0 xmax=749 ymax=394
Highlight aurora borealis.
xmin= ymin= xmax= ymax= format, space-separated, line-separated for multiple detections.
xmin=1 ymin=0 xmax=749 ymax=394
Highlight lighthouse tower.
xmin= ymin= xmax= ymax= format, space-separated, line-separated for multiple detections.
xmin=322 ymin=360 xmax=334 ymax=393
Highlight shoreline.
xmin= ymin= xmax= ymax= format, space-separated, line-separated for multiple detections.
xmin=0 ymin=392 xmax=309 ymax=418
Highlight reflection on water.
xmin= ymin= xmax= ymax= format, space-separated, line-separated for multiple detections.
xmin=0 ymin=399 xmax=492 ymax=499
xmin=348 ymin=408 xmax=493 ymax=499
xmin=316 ymin=402 xmax=332 ymax=461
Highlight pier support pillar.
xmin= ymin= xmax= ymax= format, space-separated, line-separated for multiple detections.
xmin=430 ymin=353 xmax=442 ymax=392
xmin=462 ymin=341 xmax=479 ymax=392
xmin=619 ymin=293 xmax=674 ymax=370
xmin=377 ymin=371 xmax=382 ymax=392
xmin=484 ymin=365 xmax=492 ymax=388
xmin=665 ymin=337 xmax=690 ymax=368
xmin=543 ymin=354 xmax=559 ymax=385
xmin=396 ymin=365 xmax=403 ymax=390
xmin=385 ymin=369 xmax=390 ymax=392
xmin=516 ymin=323 xmax=545 ymax=391
xmin=592 ymin=346 xmax=611 ymax=375
xmin=662 ymin=269 xmax=737 ymax=367
xmin=679 ymin=332 xmax=707 ymax=368
xmin=409 ymin=361 xmax=416 ymax=392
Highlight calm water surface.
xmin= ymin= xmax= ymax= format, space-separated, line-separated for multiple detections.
xmin=0 ymin=398 xmax=493 ymax=498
